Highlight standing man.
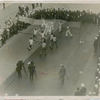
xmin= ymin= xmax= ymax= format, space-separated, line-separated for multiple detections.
xmin=50 ymin=33 xmax=53 ymax=49
xmin=28 ymin=61 xmax=36 ymax=81
xmin=40 ymin=31 xmax=45 ymax=40
xmin=16 ymin=61 xmax=22 ymax=78
xmin=58 ymin=64 xmax=68 ymax=84
xmin=80 ymin=83 xmax=87 ymax=96
xmin=58 ymin=21 xmax=62 ymax=33
xmin=66 ymin=26 xmax=73 ymax=38
xmin=21 ymin=60 xmax=27 ymax=76
xmin=52 ymin=35 xmax=58 ymax=49
xmin=32 ymin=4 xmax=35 ymax=10
xmin=39 ymin=40 xmax=47 ymax=56
xmin=74 ymin=87 xmax=81 ymax=96
xmin=3 ymin=3 xmax=5 ymax=9
xmin=93 ymin=37 xmax=98 ymax=52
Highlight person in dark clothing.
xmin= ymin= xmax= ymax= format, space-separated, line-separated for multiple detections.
xmin=3 ymin=3 xmax=5 ymax=9
xmin=58 ymin=64 xmax=69 ymax=84
xmin=28 ymin=61 xmax=36 ymax=81
xmin=16 ymin=61 xmax=22 ymax=78
xmin=32 ymin=4 xmax=35 ymax=10
xmin=80 ymin=83 xmax=87 ymax=96
xmin=25 ymin=6 xmax=29 ymax=14
xmin=40 ymin=3 xmax=42 ymax=7
xmin=74 ymin=87 xmax=80 ymax=96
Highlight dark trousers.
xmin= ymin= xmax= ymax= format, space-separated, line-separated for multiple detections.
xmin=30 ymin=73 xmax=33 ymax=81
xmin=17 ymin=71 xmax=22 ymax=78
xmin=60 ymin=75 xmax=65 ymax=84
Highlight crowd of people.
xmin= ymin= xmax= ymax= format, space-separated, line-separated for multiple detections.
xmin=94 ymin=57 xmax=100 ymax=95
xmin=16 ymin=3 xmax=100 ymax=26
xmin=28 ymin=7 xmax=100 ymax=26
xmin=0 ymin=16 xmax=30 ymax=48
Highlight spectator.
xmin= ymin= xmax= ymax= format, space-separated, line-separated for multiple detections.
xmin=80 ymin=83 xmax=87 ymax=96
xmin=74 ymin=87 xmax=81 ymax=96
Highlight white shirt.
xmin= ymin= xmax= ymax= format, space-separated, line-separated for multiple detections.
xmin=42 ymin=42 xmax=46 ymax=48
xmin=53 ymin=36 xmax=56 ymax=42
xmin=50 ymin=34 xmax=53 ymax=40
xmin=29 ymin=39 xmax=34 ymax=45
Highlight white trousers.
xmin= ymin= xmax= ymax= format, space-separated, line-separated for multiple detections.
xmin=66 ymin=30 xmax=73 ymax=37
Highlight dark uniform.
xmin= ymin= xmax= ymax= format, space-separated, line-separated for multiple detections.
xmin=58 ymin=65 xmax=68 ymax=84
xmin=74 ymin=87 xmax=80 ymax=96
xmin=28 ymin=62 xmax=36 ymax=81
xmin=16 ymin=61 xmax=22 ymax=77
xmin=80 ymin=86 xmax=87 ymax=96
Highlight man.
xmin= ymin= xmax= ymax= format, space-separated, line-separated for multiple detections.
xmin=32 ymin=4 xmax=35 ymax=10
xmin=66 ymin=26 xmax=73 ymax=38
xmin=25 ymin=6 xmax=29 ymax=14
xmin=40 ymin=3 xmax=42 ymax=8
xmin=16 ymin=61 xmax=22 ymax=78
xmin=93 ymin=37 xmax=98 ymax=52
xmin=58 ymin=64 xmax=68 ymax=84
xmin=33 ymin=28 xmax=38 ymax=42
xmin=50 ymin=33 xmax=53 ymax=49
xmin=40 ymin=40 xmax=47 ymax=56
xmin=52 ymin=35 xmax=58 ymax=48
xmin=74 ymin=87 xmax=81 ymax=96
xmin=51 ymin=22 xmax=54 ymax=31
xmin=3 ymin=3 xmax=5 ymax=9
xmin=28 ymin=61 xmax=36 ymax=81
xmin=58 ymin=21 xmax=62 ymax=33
xmin=21 ymin=60 xmax=27 ymax=75
xmin=27 ymin=37 xmax=34 ymax=51
xmin=48 ymin=26 xmax=52 ymax=35
xmin=80 ymin=83 xmax=87 ymax=96
xmin=40 ymin=31 xmax=45 ymax=40
xmin=41 ymin=19 xmax=46 ymax=28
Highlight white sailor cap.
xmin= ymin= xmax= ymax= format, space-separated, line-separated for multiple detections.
xmin=81 ymin=83 xmax=85 ymax=87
